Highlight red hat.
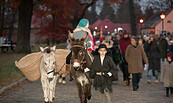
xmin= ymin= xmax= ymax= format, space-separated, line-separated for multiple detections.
xmin=167 ymin=52 xmax=173 ymax=64
xmin=168 ymin=52 xmax=172 ymax=58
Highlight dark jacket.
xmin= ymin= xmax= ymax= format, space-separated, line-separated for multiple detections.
xmin=144 ymin=41 xmax=162 ymax=71
xmin=89 ymin=55 xmax=118 ymax=93
xmin=159 ymin=38 xmax=168 ymax=59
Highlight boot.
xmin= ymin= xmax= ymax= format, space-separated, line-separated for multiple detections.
xmin=166 ymin=87 xmax=169 ymax=97
xmin=170 ymin=87 xmax=173 ymax=95
xmin=126 ymin=79 xmax=130 ymax=86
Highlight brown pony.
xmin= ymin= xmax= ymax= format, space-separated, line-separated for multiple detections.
xmin=69 ymin=31 xmax=92 ymax=103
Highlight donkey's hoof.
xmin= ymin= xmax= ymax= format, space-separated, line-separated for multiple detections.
xmin=52 ymin=97 xmax=55 ymax=100
xmin=87 ymin=95 xmax=92 ymax=100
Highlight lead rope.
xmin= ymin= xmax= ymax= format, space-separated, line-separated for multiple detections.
xmin=54 ymin=62 xmax=66 ymax=75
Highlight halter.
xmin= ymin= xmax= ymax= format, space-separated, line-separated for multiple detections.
xmin=47 ymin=69 xmax=55 ymax=75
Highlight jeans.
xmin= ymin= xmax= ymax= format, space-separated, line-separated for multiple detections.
xmin=132 ymin=73 xmax=141 ymax=90
xmin=148 ymin=69 xmax=159 ymax=80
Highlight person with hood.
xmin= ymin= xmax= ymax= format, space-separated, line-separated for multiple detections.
xmin=125 ymin=36 xmax=148 ymax=91
xmin=119 ymin=31 xmax=131 ymax=85
xmin=161 ymin=38 xmax=173 ymax=97
xmin=89 ymin=44 xmax=118 ymax=103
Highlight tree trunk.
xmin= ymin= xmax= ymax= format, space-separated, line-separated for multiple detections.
xmin=71 ymin=0 xmax=97 ymax=29
xmin=8 ymin=12 xmax=16 ymax=41
xmin=129 ymin=0 xmax=136 ymax=36
xmin=0 ymin=1 xmax=5 ymax=36
xmin=171 ymin=0 xmax=173 ymax=9
xmin=16 ymin=0 xmax=33 ymax=53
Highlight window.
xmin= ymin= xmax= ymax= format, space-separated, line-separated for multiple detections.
xmin=167 ymin=20 xmax=172 ymax=23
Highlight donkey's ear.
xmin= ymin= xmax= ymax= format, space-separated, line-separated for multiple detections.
xmin=81 ymin=33 xmax=87 ymax=41
xmin=40 ymin=47 xmax=44 ymax=53
xmin=68 ymin=30 xmax=74 ymax=41
xmin=51 ymin=45 xmax=56 ymax=52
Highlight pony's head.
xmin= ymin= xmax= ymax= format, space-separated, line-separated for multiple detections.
xmin=40 ymin=46 xmax=56 ymax=80
xmin=69 ymin=31 xmax=87 ymax=71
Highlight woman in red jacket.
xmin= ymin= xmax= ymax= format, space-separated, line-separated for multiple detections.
xmin=119 ymin=31 xmax=131 ymax=85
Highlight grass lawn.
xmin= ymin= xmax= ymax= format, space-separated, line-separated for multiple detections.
xmin=0 ymin=43 xmax=66 ymax=89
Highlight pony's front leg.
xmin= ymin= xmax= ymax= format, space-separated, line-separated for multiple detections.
xmin=41 ymin=77 xmax=49 ymax=102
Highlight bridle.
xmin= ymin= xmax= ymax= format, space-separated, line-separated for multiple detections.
xmin=70 ymin=45 xmax=87 ymax=71
xmin=70 ymin=44 xmax=92 ymax=84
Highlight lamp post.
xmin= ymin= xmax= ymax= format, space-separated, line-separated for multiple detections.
xmin=160 ymin=13 xmax=165 ymax=33
xmin=139 ymin=18 xmax=144 ymax=34
xmin=105 ymin=25 xmax=108 ymax=34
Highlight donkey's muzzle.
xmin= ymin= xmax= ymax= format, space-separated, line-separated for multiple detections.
xmin=74 ymin=67 xmax=80 ymax=71
xmin=73 ymin=62 xmax=80 ymax=68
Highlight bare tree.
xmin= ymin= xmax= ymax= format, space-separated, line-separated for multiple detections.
xmin=129 ymin=0 xmax=136 ymax=35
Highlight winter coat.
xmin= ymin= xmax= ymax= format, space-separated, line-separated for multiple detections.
xmin=161 ymin=62 xmax=173 ymax=87
xmin=125 ymin=44 xmax=148 ymax=73
xmin=89 ymin=55 xmax=118 ymax=93
xmin=159 ymin=39 xmax=168 ymax=59
xmin=144 ymin=41 xmax=162 ymax=71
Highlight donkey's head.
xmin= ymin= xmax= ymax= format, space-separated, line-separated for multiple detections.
xmin=69 ymin=31 xmax=87 ymax=71
xmin=40 ymin=46 xmax=56 ymax=80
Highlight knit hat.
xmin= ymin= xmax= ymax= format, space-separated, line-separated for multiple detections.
xmin=78 ymin=19 xmax=89 ymax=27
xmin=98 ymin=44 xmax=108 ymax=51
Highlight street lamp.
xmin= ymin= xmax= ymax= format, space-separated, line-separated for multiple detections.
xmin=95 ymin=26 xmax=97 ymax=30
xmin=105 ymin=25 xmax=108 ymax=29
xmin=139 ymin=18 xmax=144 ymax=34
xmin=160 ymin=13 xmax=165 ymax=33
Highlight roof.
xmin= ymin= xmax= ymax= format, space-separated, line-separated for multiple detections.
xmin=143 ymin=9 xmax=172 ymax=29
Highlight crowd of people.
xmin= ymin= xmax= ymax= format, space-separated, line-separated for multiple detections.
xmin=92 ymin=30 xmax=173 ymax=97
xmin=61 ymin=18 xmax=173 ymax=103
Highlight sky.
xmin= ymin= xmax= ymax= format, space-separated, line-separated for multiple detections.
xmin=90 ymin=0 xmax=168 ymax=15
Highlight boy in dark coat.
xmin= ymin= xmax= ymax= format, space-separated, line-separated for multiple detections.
xmin=89 ymin=44 xmax=118 ymax=103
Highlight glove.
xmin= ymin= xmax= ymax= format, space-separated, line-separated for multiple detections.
xmin=84 ymin=68 xmax=90 ymax=73
xmin=107 ymin=72 xmax=112 ymax=76
xmin=103 ymin=72 xmax=112 ymax=78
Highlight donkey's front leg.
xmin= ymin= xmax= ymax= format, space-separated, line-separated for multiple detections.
xmin=41 ymin=77 xmax=49 ymax=102
xmin=52 ymin=75 xmax=59 ymax=99
xmin=48 ymin=76 xmax=58 ymax=102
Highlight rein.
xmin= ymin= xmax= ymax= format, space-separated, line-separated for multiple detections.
xmin=47 ymin=62 xmax=66 ymax=76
